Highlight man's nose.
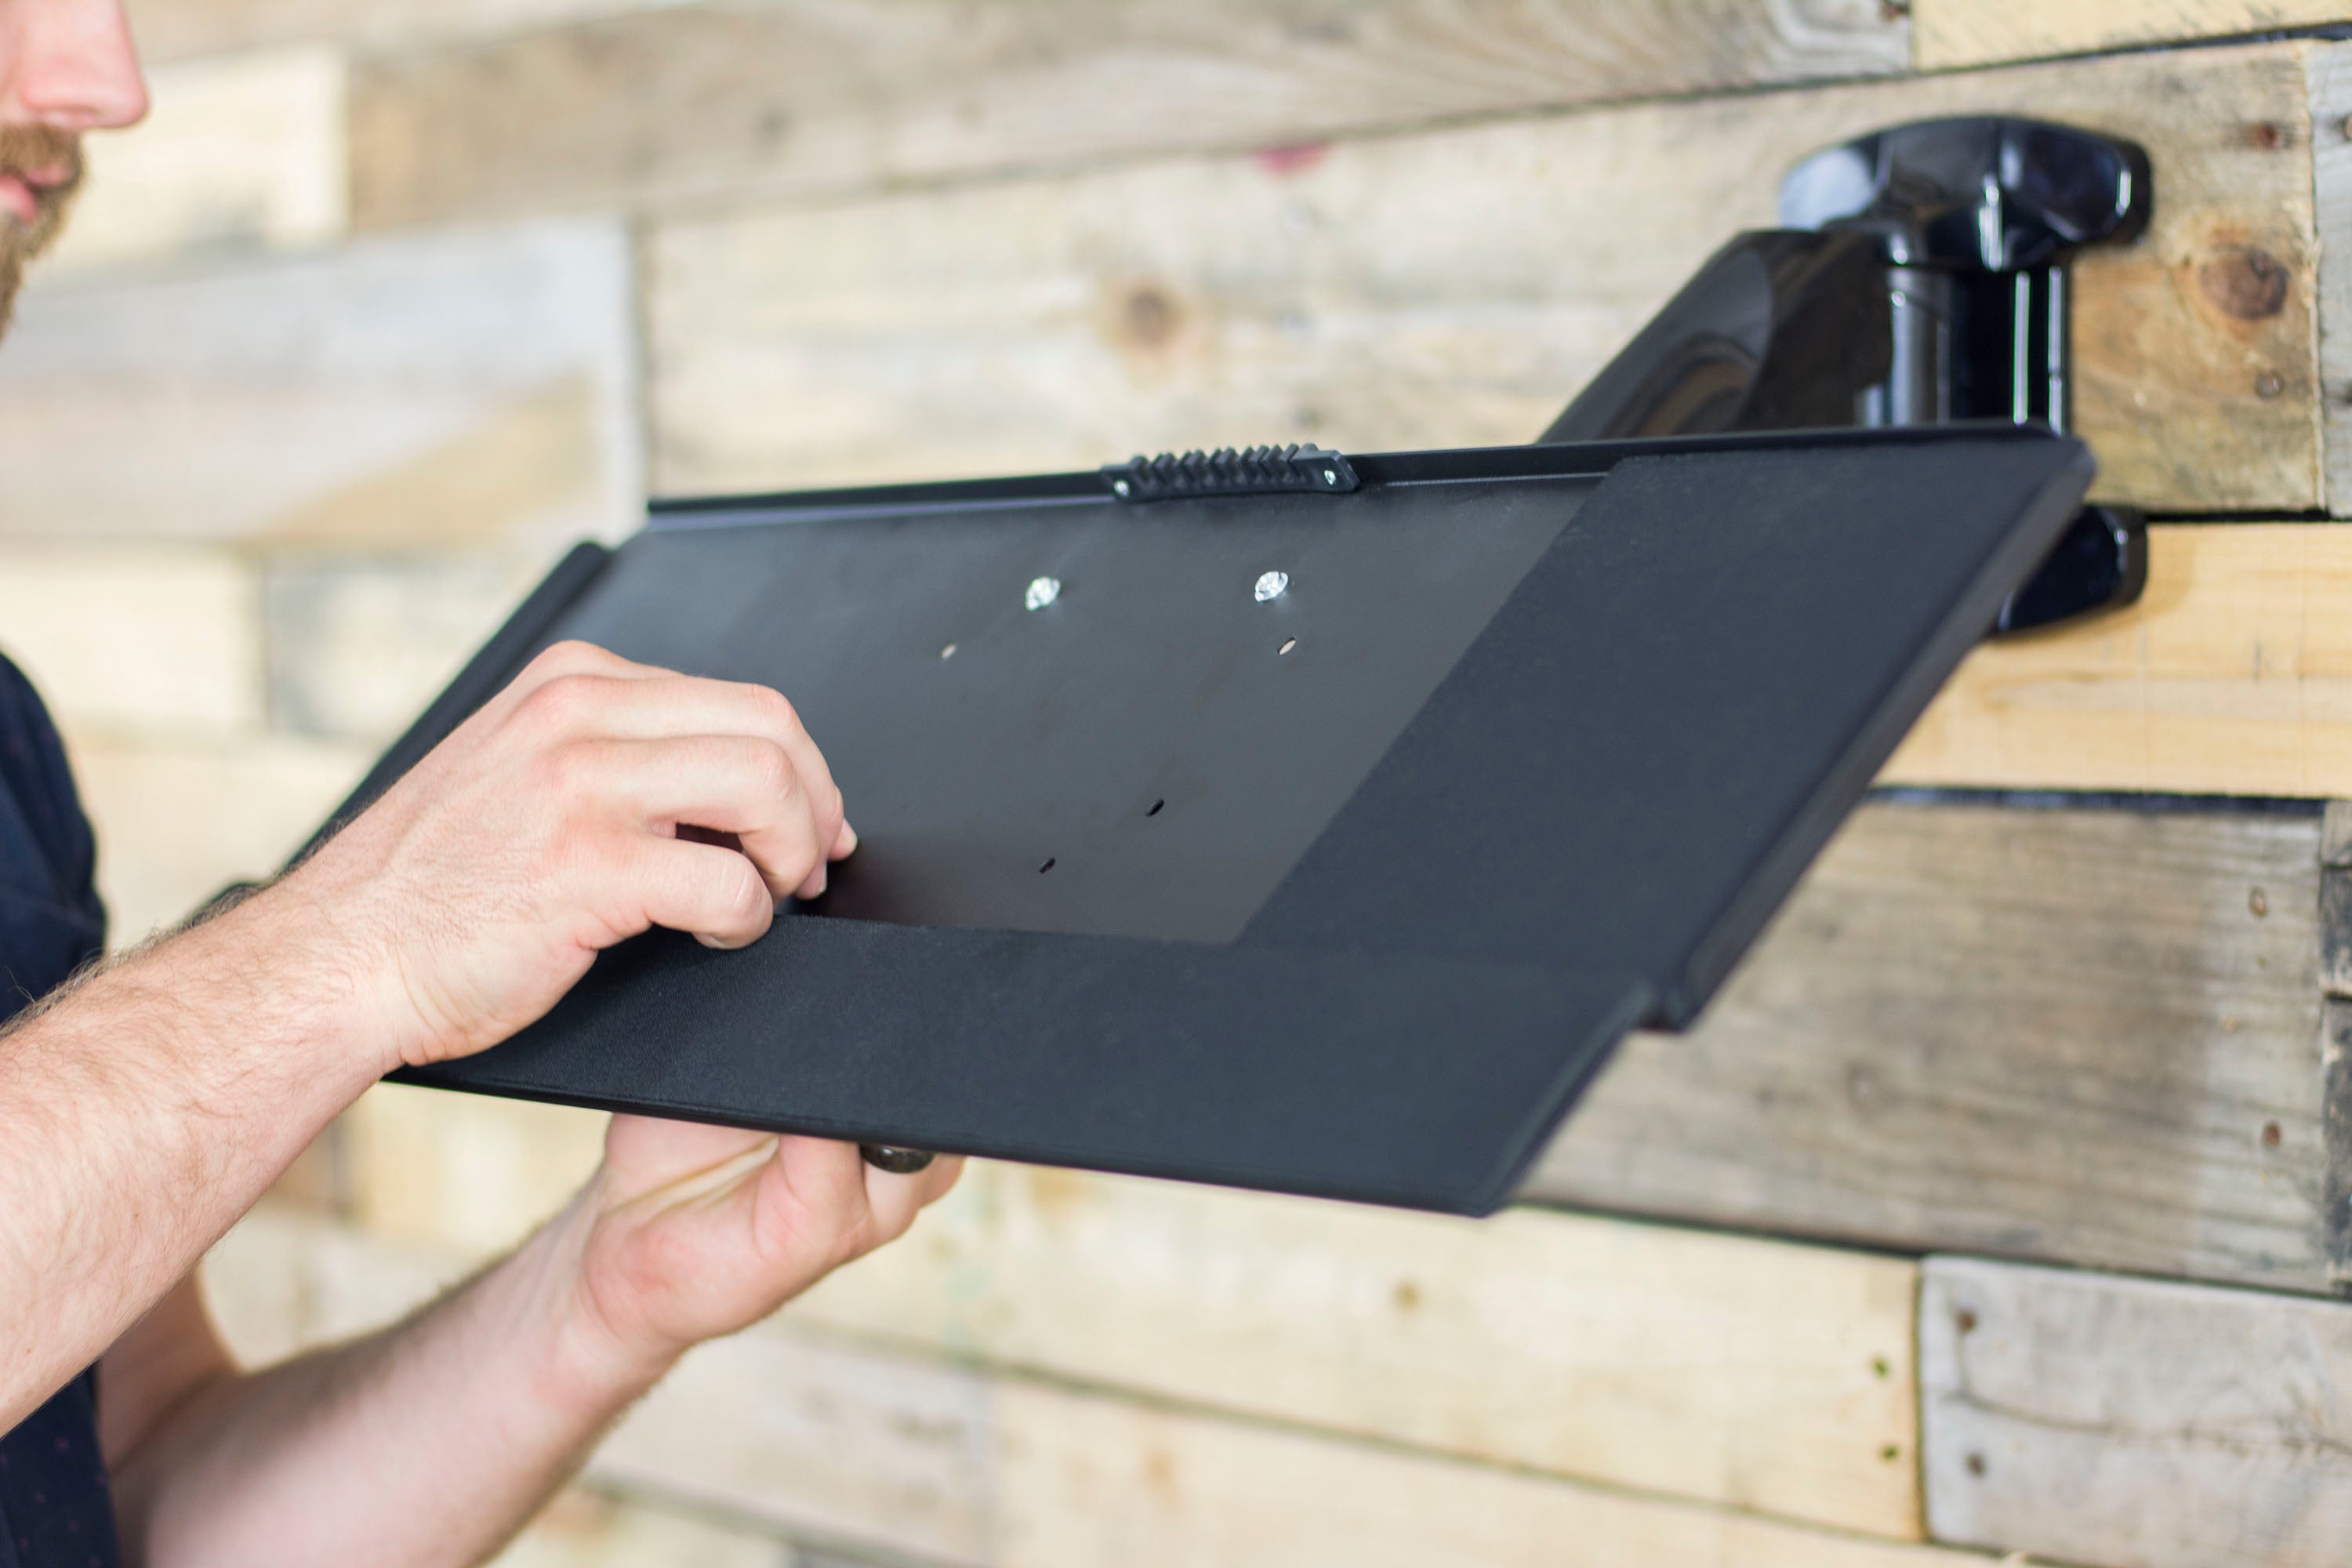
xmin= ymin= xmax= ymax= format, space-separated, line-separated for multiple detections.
xmin=11 ymin=0 xmax=148 ymax=133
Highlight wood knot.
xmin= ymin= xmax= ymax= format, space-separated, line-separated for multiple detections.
xmin=1120 ymin=283 xmax=1181 ymax=349
xmin=2263 ymin=1120 xmax=2283 ymax=1148
xmin=2199 ymin=246 xmax=2289 ymax=321
xmin=2250 ymin=120 xmax=2286 ymax=151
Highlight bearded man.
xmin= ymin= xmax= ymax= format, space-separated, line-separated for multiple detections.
xmin=0 ymin=4 xmax=963 ymax=1564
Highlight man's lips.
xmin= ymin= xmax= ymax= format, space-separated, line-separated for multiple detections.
xmin=0 ymin=165 xmax=69 ymax=225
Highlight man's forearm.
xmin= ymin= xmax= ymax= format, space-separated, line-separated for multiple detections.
xmin=111 ymin=1189 xmax=662 ymax=1568
xmin=0 ymin=884 xmax=392 ymax=1431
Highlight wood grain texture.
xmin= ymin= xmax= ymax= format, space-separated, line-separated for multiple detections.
xmin=0 ymin=221 xmax=640 ymax=550
xmin=791 ymin=1165 xmax=1923 ymax=1540
xmin=349 ymin=0 xmax=1905 ymax=232
xmin=1884 ymin=524 xmax=2352 ymax=797
xmin=44 ymin=47 xmax=346 ymax=276
xmin=209 ymin=1207 xmax=1972 ymax=1568
xmin=1917 ymin=0 xmax=2352 ymax=69
xmin=1530 ymin=800 xmax=2331 ymax=1293
xmin=1920 ymin=1256 xmax=2352 ymax=1567
xmin=647 ymin=41 xmax=2320 ymax=514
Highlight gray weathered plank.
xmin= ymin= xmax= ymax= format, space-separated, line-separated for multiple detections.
xmin=2323 ymin=997 xmax=2352 ymax=1281
xmin=1921 ymin=1255 xmax=2352 ymax=1567
xmin=1530 ymin=801 xmax=2330 ymax=1293
xmin=0 ymin=219 xmax=640 ymax=550
xmin=2304 ymin=45 xmax=2352 ymax=513
xmin=349 ymin=0 xmax=1907 ymax=231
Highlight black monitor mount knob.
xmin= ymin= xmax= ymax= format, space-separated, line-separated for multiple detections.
xmin=1541 ymin=115 xmax=2152 ymax=635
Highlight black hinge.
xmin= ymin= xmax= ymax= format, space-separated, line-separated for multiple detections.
xmin=1103 ymin=445 xmax=1359 ymax=503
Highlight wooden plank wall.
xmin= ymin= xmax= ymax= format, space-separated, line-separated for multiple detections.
xmin=0 ymin=1 xmax=2343 ymax=1561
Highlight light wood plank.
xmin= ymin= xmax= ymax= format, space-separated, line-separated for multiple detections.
xmin=1917 ymin=0 xmax=2352 ymax=69
xmin=993 ymin=1381 xmax=1971 ymax=1568
xmin=44 ymin=47 xmax=346 ymax=277
xmin=1530 ymin=800 xmax=2331 ymax=1293
xmin=207 ymin=1207 xmax=1971 ymax=1568
xmin=348 ymin=0 xmax=1906 ymax=234
xmin=64 ymin=731 xmax=369 ymax=940
xmin=0 ymin=544 xmax=262 ymax=739
xmin=1921 ymin=1256 xmax=2352 ymax=1567
xmin=790 ymin=1166 xmax=1921 ymax=1540
xmin=1885 ymin=524 xmax=2352 ymax=797
xmin=1 ymin=221 xmax=641 ymax=550
xmin=648 ymin=40 xmax=2319 ymax=515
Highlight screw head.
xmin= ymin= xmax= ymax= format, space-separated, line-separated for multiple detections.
xmin=1112 ymin=478 xmax=1131 ymax=497
xmin=1254 ymin=570 xmax=1290 ymax=602
xmin=1025 ymin=575 xmax=1062 ymax=611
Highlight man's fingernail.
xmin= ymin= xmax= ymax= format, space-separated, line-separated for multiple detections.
xmin=837 ymin=821 xmax=859 ymax=855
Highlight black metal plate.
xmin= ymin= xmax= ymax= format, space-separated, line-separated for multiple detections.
xmin=349 ymin=426 xmax=2092 ymax=1213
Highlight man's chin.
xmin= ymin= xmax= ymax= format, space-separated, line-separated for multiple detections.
xmin=0 ymin=200 xmax=75 ymax=340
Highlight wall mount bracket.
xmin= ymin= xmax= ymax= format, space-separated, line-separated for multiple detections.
xmin=1540 ymin=114 xmax=2151 ymax=634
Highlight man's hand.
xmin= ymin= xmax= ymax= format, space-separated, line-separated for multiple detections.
xmin=282 ymin=639 xmax=857 ymax=1072
xmin=78 ymin=638 xmax=967 ymax=1564
xmin=553 ymin=1118 xmax=964 ymax=1393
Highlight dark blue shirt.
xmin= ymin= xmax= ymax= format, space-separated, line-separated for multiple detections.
xmin=0 ymin=652 xmax=121 ymax=1568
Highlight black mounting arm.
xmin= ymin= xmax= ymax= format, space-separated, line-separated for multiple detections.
xmin=1541 ymin=115 xmax=2151 ymax=634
